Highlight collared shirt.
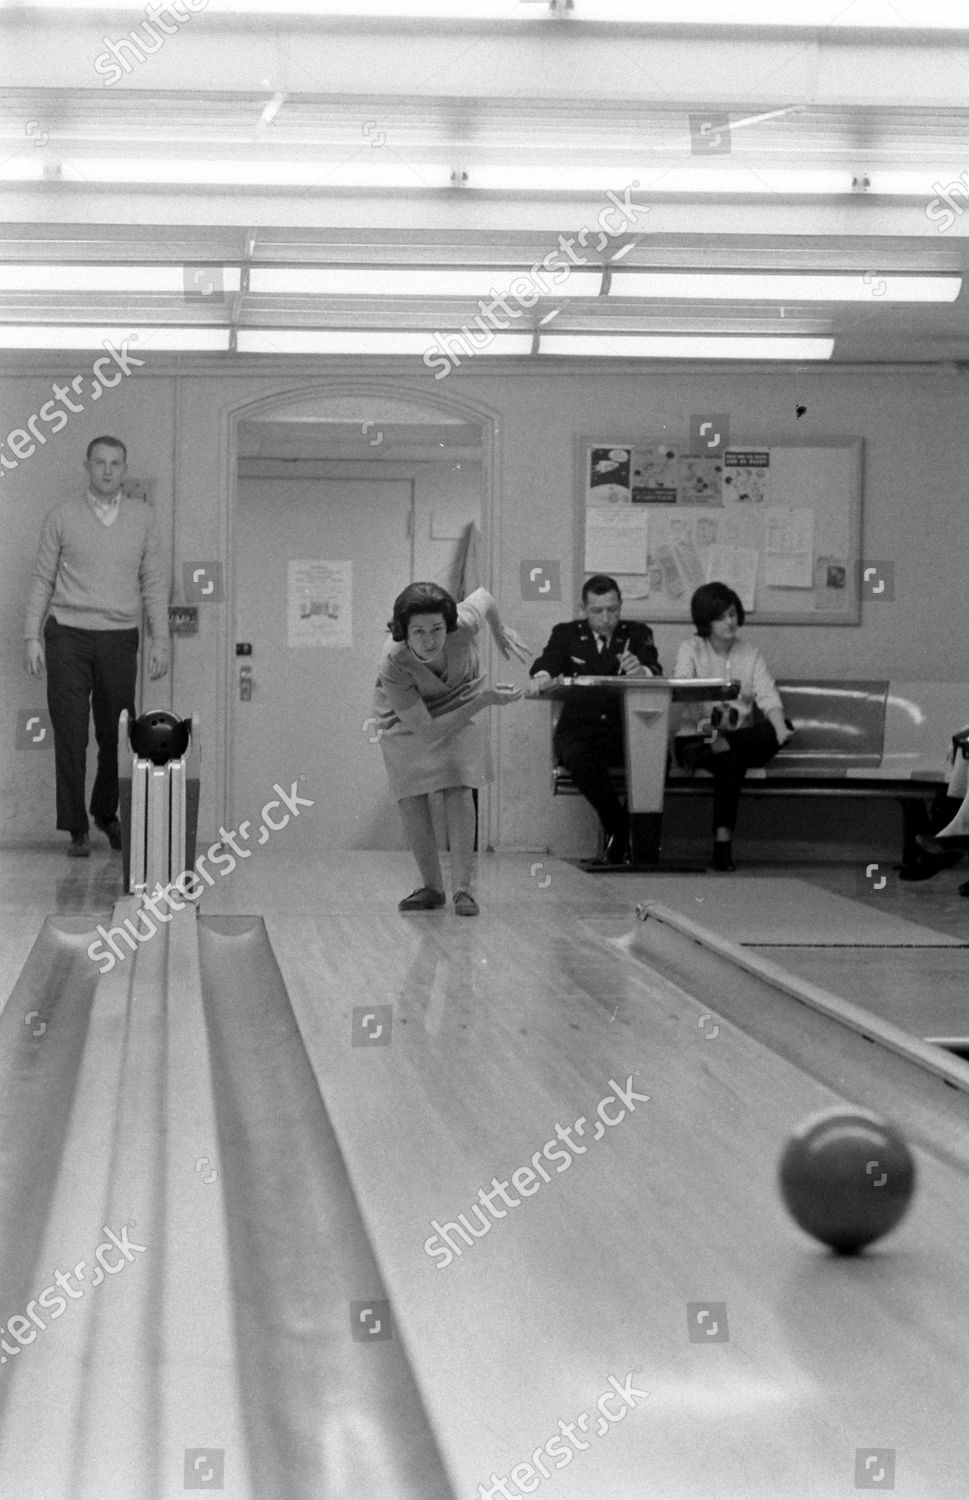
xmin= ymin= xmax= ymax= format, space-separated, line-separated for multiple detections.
xmin=86 ymin=487 xmax=121 ymax=527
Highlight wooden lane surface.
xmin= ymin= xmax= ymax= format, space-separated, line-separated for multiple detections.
xmin=0 ymin=905 xmax=255 ymax=1500
xmin=754 ymin=946 xmax=969 ymax=1045
xmin=255 ymin=859 xmax=969 ymax=1499
xmin=0 ymin=892 xmax=458 ymax=1500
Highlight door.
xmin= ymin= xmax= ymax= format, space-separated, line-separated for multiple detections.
xmin=233 ymin=476 xmax=413 ymax=850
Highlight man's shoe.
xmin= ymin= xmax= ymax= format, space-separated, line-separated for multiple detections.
xmin=94 ymin=816 xmax=123 ymax=850
xmin=453 ymin=891 xmax=480 ymax=916
xmin=67 ymin=833 xmax=90 ymax=858
xmin=602 ymin=833 xmax=630 ymax=866
xmin=709 ymin=842 xmax=736 ymax=872
xmin=398 ymin=887 xmax=446 ymax=912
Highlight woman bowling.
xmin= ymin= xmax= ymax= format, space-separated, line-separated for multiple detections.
xmin=373 ymin=583 xmax=530 ymax=915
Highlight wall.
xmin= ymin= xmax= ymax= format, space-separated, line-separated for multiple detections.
xmin=1 ymin=358 xmax=966 ymax=854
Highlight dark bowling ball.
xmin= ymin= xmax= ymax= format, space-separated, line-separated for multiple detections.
xmin=779 ymin=1106 xmax=916 ymax=1254
xmin=130 ymin=710 xmax=191 ymax=767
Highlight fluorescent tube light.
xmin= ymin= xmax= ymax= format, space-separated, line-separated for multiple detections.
xmin=0 ymin=159 xmax=453 ymax=190
xmin=0 ymin=326 xmax=229 ymax=350
xmin=19 ymin=0 xmax=969 ymax=23
xmin=0 ymin=266 xmax=242 ymax=293
xmin=248 ymin=267 xmax=601 ymax=296
xmin=540 ymin=334 xmax=834 ymax=359
xmin=608 ymin=273 xmax=962 ymax=302
xmin=237 ymin=329 xmax=533 ymax=354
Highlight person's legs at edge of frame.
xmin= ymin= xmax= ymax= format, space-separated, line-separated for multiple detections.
xmin=44 ymin=617 xmax=96 ymax=856
xmin=910 ymin=731 xmax=969 ymax=891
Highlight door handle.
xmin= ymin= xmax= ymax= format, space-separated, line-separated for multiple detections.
xmin=239 ymin=665 xmax=252 ymax=701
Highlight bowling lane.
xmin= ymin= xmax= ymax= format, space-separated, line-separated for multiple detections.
xmin=0 ymin=899 xmax=457 ymax=1500
xmin=257 ymin=858 xmax=969 ymax=1500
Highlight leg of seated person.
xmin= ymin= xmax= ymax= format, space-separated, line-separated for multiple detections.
xmin=557 ymin=732 xmax=627 ymax=849
xmin=694 ymin=721 xmax=780 ymax=870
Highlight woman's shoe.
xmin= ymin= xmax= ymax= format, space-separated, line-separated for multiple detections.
xmin=67 ymin=832 xmax=90 ymax=858
xmin=398 ymin=887 xmax=446 ymax=911
xmin=916 ymin=831 xmax=969 ymax=856
xmin=453 ymin=891 xmax=479 ymax=916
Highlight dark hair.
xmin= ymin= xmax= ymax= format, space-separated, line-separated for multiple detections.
xmin=581 ymin=574 xmax=622 ymax=604
xmin=691 ymin=581 xmax=745 ymax=637
xmin=389 ymin=582 xmax=458 ymax=642
xmin=86 ymin=435 xmax=127 ymax=463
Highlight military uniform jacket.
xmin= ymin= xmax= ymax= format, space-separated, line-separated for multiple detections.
xmin=530 ymin=619 xmax=663 ymax=745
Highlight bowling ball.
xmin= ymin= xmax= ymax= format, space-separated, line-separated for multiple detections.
xmin=779 ymin=1106 xmax=916 ymax=1254
xmin=129 ymin=710 xmax=190 ymax=767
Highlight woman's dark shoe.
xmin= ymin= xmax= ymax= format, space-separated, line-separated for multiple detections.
xmin=916 ymin=831 xmax=969 ymax=856
xmin=67 ymin=832 xmax=90 ymax=858
xmin=709 ymin=842 xmax=735 ymax=873
xmin=960 ymin=879 xmax=969 ymax=898
xmin=398 ymin=887 xmax=446 ymax=911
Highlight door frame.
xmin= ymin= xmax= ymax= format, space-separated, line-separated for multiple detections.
xmin=218 ymin=377 xmax=501 ymax=846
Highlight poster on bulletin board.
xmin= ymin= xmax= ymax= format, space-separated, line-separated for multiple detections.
xmin=577 ymin=437 xmax=862 ymax=624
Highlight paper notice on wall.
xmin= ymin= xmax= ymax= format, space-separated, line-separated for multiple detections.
xmin=613 ymin=574 xmax=651 ymax=599
xmin=815 ymin=555 xmax=848 ymax=611
xmin=705 ymin=545 xmax=759 ymax=612
xmin=585 ymin=506 xmax=649 ymax=575
xmin=288 ymin=559 xmax=352 ymax=647
xmin=765 ymin=506 xmax=815 ymax=587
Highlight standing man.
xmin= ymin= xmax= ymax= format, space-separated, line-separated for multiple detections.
xmin=23 ymin=437 xmax=171 ymax=856
xmin=528 ymin=574 xmax=662 ymax=864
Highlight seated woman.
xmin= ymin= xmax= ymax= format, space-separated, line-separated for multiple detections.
xmin=672 ymin=581 xmax=793 ymax=871
xmin=372 ymin=582 xmax=529 ymax=915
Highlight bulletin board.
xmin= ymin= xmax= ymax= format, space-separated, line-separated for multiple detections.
xmin=575 ymin=437 xmax=863 ymax=625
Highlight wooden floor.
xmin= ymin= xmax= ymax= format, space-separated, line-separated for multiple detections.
xmin=1 ymin=843 xmax=968 ymax=1498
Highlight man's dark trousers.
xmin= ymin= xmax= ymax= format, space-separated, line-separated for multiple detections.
xmin=555 ymin=726 xmax=627 ymax=841
xmin=44 ymin=617 xmax=138 ymax=834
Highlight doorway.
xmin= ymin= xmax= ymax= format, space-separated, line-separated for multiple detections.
xmin=228 ymin=397 xmax=487 ymax=854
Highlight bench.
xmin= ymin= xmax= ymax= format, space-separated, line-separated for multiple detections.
xmin=552 ymin=680 xmax=963 ymax=868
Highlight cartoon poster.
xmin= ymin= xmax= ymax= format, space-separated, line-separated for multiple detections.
xmin=630 ymin=444 xmax=678 ymax=504
xmin=587 ymin=446 xmax=632 ymax=505
xmin=722 ymin=450 xmax=770 ymax=505
xmin=677 ymin=454 xmax=723 ymax=506
xmin=288 ymin=559 xmax=352 ymax=647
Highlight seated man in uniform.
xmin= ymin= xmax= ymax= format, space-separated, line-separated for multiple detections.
xmin=528 ymin=574 xmax=662 ymax=864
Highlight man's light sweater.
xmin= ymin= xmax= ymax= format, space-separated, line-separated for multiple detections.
xmin=24 ymin=498 xmax=170 ymax=642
